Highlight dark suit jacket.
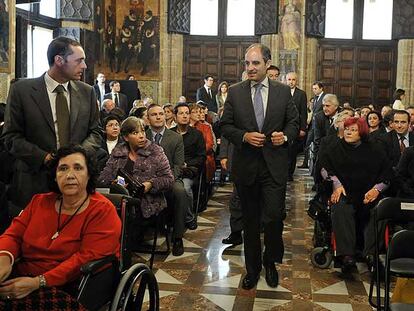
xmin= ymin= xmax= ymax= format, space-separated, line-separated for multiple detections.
xmin=313 ymin=111 xmax=336 ymax=154
xmin=146 ymin=128 xmax=185 ymax=180
xmin=196 ymin=86 xmax=217 ymax=113
xmin=221 ymin=79 xmax=299 ymax=185
xmin=379 ymin=131 xmax=414 ymax=167
xmin=2 ymin=75 xmax=101 ymax=207
xmin=93 ymin=83 xmax=110 ymax=103
xmin=313 ymin=92 xmax=326 ymax=115
xmin=104 ymin=92 xmax=129 ymax=115
xmin=291 ymin=87 xmax=308 ymax=132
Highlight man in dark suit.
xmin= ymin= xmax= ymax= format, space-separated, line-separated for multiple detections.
xmin=286 ymin=72 xmax=307 ymax=181
xmin=298 ymin=81 xmax=326 ymax=168
xmin=93 ymin=72 xmax=110 ymax=105
xmin=313 ymin=94 xmax=339 ymax=156
xmin=146 ymin=103 xmax=188 ymax=256
xmin=379 ymin=110 xmax=414 ymax=168
xmin=221 ymin=43 xmax=299 ymax=289
xmin=196 ymin=74 xmax=217 ymax=113
xmin=2 ymin=36 xmax=101 ymax=209
xmin=104 ymin=80 xmax=129 ymax=114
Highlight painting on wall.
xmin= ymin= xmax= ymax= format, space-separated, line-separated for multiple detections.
xmin=94 ymin=0 xmax=160 ymax=81
xmin=0 ymin=0 xmax=10 ymax=73
xmin=278 ymin=0 xmax=302 ymax=82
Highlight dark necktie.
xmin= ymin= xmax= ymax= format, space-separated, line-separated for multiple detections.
xmin=54 ymin=85 xmax=70 ymax=147
xmin=154 ymin=133 xmax=162 ymax=145
xmin=114 ymin=93 xmax=119 ymax=106
xmin=253 ymin=83 xmax=265 ymax=131
xmin=400 ymin=135 xmax=406 ymax=153
xmin=208 ymin=88 xmax=212 ymax=98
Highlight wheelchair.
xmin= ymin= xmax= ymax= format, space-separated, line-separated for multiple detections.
xmin=308 ymin=193 xmax=335 ymax=269
xmin=76 ymin=193 xmax=160 ymax=311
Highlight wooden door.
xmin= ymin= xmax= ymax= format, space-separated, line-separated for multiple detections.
xmin=183 ymin=37 xmax=258 ymax=102
xmin=318 ymin=42 xmax=397 ymax=108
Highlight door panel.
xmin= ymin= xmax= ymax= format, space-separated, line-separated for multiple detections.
xmin=318 ymin=42 xmax=396 ymax=108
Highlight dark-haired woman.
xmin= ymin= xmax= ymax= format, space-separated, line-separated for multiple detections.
xmin=320 ymin=117 xmax=392 ymax=270
xmin=98 ymin=117 xmax=174 ymax=218
xmin=392 ymin=88 xmax=406 ymax=110
xmin=0 ymin=145 xmax=121 ymax=309
xmin=366 ymin=110 xmax=386 ymax=140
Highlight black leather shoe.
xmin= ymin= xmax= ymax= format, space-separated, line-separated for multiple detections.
xmin=264 ymin=264 xmax=279 ymax=288
xmin=222 ymin=232 xmax=242 ymax=245
xmin=185 ymin=219 xmax=197 ymax=230
xmin=242 ymin=274 xmax=259 ymax=290
xmin=172 ymin=238 xmax=184 ymax=256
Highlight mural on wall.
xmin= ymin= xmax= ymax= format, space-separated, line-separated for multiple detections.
xmin=279 ymin=0 xmax=302 ymax=82
xmin=94 ymin=0 xmax=160 ymax=80
xmin=0 ymin=0 xmax=9 ymax=72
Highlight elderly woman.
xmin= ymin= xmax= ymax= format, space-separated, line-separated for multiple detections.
xmin=319 ymin=117 xmax=392 ymax=271
xmin=0 ymin=145 xmax=121 ymax=309
xmin=98 ymin=117 xmax=174 ymax=218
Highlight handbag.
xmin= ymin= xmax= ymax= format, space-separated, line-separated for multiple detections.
xmin=117 ymin=168 xmax=145 ymax=199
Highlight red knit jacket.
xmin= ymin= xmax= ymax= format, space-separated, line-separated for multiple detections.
xmin=0 ymin=192 xmax=121 ymax=286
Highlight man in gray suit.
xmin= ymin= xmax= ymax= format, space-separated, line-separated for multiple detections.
xmin=2 ymin=36 xmax=101 ymax=209
xmin=221 ymin=43 xmax=298 ymax=290
xmin=146 ymin=103 xmax=187 ymax=256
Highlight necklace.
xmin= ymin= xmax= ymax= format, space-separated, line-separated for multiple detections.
xmin=51 ymin=195 xmax=89 ymax=240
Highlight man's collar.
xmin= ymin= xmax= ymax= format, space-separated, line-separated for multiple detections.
xmin=150 ymin=126 xmax=166 ymax=137
xmin=44 ymin=72 xmax=70 ymax=93
xmin=251 ymin=76 xmax=269 ymax=88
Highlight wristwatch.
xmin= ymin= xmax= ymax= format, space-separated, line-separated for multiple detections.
xmin=38 ymin=275 xmax=47 ymax=288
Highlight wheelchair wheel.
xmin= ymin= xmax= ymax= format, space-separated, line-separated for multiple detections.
xmin=311 ymin=247 xmax=333 ymax=269
xmin=110 ymin=263 xmax=159 ymax=311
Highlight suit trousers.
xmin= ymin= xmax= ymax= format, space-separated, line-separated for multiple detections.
xmin=165 ymin=180 xmax=188 ymax=239
xmin=331 ymin=197 xmax=371 ymax=256
xmin=229 ymin=184 xmax=243 ymax=233
xmin=236 ymin=159 xmax=286 ymax=276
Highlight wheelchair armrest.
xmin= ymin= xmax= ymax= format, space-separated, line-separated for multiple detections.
xmin=80 ymin=255 xmax=118 ymax=275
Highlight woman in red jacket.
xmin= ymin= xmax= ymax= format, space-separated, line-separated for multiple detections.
xmin=0 ymin=145 xmax=121 ymax=310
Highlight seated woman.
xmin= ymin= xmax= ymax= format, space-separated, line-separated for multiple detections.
xmin=319 ymin=117 xmax=392 ymax=271
xmin=366 ymin=110 xmax=386 ymax=139
xmin=163 ymin=103 xmax=177 ymax=129
xmin=0 ymin=145 xmax=121 ymax=309
xmin=98 ymin=117 xmax=174 ymax=219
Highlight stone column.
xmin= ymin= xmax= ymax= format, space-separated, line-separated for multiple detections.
xmin=261 ymin=34 xmax=280 ymax=67
xmin=396 ymin=39 xmax=414 ymax=105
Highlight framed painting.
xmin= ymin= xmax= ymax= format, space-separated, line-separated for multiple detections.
xmin=0 ymin=0 xmax=11 ymax=73
xmin=94 ymin=0 xmax=160 ymax=81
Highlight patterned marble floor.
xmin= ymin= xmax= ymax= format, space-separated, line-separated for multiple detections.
xmin=134 ymin=167 xmax=381 ymax=310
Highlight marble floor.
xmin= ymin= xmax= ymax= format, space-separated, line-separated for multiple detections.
xmin=134 ymin=167 xmax=382 ymax=310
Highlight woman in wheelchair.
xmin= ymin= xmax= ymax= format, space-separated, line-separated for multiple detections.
xmin=319 ymin=117 xmax=392 ymax=271
xmin=98 ymin=116 xmax=174 ymax=218
xmin=0 ymin=145 xmax=121 ymax=310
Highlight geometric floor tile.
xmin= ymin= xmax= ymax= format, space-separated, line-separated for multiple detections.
xmin=164 ymin=251 xmax=199 ymax=262
xmin=143 ymin=290 xmax=179 ymax=303
xmin=208 ymin=199 xmax=225 ymax=206
xmin=182 ymin=238 xmax=202 ymax=248
xmin=362 ymin=281 xmax=387 ymax=297
xmin=256 ymin=276 xmax=291 ymax=292
xmin=221 ymin=254 xmax=245 ymax=267
xmin=200 ymin=293 xmax=235 ymax=311
xmin=253 ymin=298 xmax=290 ymax=310
xmin=197 ymin=216 xmax=216 ymax=224
xmin=315 ymin=281 xmax=349 ymax=295
xmin=154 ymin=269 xmax=183 ymax=284
xmin=204 ymin=274 xmax=242 ymax=288
xmin=314 ymin=302 xmax=353 ymax=311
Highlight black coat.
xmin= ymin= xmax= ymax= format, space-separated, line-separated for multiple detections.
xmin=196 ymin=86 xmax=217 ymax=113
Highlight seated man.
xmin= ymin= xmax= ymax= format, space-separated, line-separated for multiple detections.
xmin=100 ymin=98 xmax=125 ymax=123
xmin=146 ymin=103 xmax=188 ymax=256
xmin=170 ymin=103 xmax=206 ymax=231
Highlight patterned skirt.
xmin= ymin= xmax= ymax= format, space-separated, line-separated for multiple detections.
xmin=0 ymin=287 xmax=88 ymax=311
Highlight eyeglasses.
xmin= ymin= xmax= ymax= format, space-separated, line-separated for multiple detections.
xmin=344 ymin=127 xmax=359 ymax=133
xmin=106 ymin=123 xmax=120 ymax=128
